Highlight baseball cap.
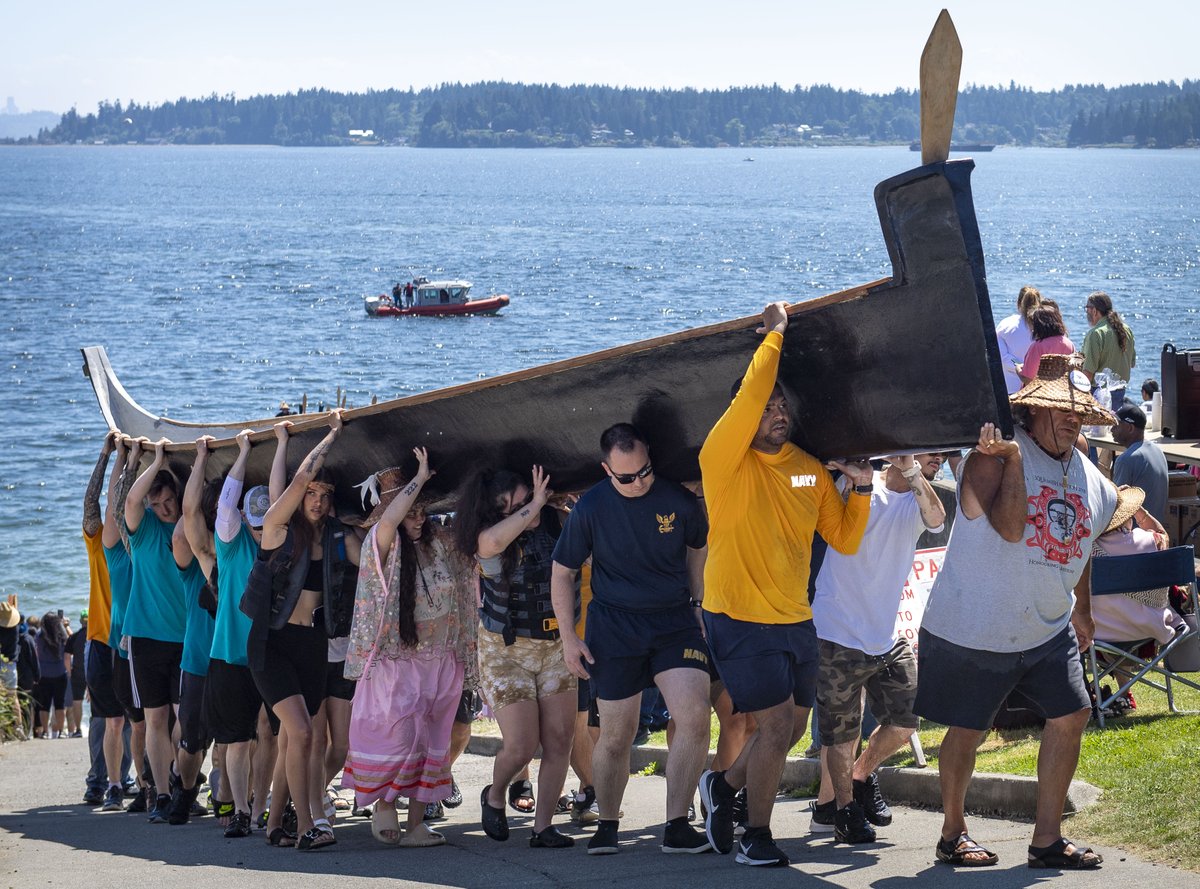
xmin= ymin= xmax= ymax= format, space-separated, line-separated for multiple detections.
xmin=1115 ymin=403 xmax=1147 ymax=429
xmin=244 ymin=485 xmax=271 ymax=528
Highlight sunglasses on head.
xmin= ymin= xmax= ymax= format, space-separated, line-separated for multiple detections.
xmin=610 ymin=461 xmax=653 ymax=485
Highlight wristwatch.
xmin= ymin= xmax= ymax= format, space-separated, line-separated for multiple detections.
xmin=853 ymin=483 xmax=873 ymax=495
xmin=689 ymin=598 xmax=703 ymax=608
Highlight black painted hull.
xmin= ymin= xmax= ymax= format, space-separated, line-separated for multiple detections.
xmin=82 ymin=158 xmax=1011 ymax=520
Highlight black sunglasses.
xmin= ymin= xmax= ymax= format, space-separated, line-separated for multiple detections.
xmin=610 ymin=461 xmax=653 ymax=485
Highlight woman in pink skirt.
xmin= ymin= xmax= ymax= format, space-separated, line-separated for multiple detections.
xmin=343 ymin=448 xmax=478 ymax=847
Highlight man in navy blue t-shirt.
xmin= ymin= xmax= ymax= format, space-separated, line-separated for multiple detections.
xmin=551 ymin=423 xmax=712 ymax=856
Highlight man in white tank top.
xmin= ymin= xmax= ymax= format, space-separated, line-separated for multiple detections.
xmin=915 ymin=354 xmax=1117 ymax=870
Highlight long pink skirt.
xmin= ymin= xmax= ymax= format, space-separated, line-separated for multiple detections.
xmin=342 ymin=654 xmax=464 ymax=805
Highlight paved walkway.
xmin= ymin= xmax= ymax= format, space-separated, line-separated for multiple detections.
xmin=2 ymin=736 xmax=1196 ymax=888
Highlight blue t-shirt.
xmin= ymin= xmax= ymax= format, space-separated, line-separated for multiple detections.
xmin=180 ymin=559 xmax=215 ymax=677
xmin=1112 ymin=439 xmax=1169 ymax=524
xmin=122 ymin=511 xmax=186 ymax=643
xmin=211 ymin=523 xmax=258 ymax=666
xmin=104 ymin=542 xmax=133 ymax=658
xmin=553 ymin=477 xmax=708 ymax=612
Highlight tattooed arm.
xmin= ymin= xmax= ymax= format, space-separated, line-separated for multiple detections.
xmin=84 ymin=432 xmax=117 ymax=538
xmin=101 ymin=436 xmax=128 ymax=548
xmin=373 ymin=447 xmax=434 ymax=555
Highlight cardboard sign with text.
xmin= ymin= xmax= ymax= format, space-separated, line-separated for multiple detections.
xmin=895 ymin=546 xmax=946 ymax=651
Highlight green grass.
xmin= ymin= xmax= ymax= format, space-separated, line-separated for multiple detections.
xmin=473 ymin=681 xmax=1200 ymax=870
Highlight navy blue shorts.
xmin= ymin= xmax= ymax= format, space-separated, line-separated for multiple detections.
xmin=585 ymin=601 xmax=709 ymax=702
xmin=704 ymin=611 xmax=818 ymax=714
xmin=914 ymin=625 xmax=1090 ymax=732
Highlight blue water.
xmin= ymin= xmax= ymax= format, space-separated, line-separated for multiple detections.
xmin=2 ymin=145 xmax=1198 ymax=617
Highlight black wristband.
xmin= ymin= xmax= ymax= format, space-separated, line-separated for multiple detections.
xmin=853 ymin=483 xmax=873 ymax=495
xmin=689 ymin=598 xmax=703 ymax=608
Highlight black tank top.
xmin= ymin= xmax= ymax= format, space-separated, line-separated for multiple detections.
xmin=304 ymin=557 xmax=323 ymax=592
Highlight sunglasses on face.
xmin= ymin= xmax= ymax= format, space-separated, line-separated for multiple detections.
xmin=610 ymin=461 xmax=653 ymax=485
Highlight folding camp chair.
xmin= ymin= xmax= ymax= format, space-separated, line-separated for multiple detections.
xmin=1087 ymin=545 xmax=1200 ymax=727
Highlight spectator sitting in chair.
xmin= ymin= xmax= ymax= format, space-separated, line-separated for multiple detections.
xmin=1089 ymin=484 xmax=1186 ymax=713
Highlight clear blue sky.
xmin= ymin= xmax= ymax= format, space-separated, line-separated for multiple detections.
xmin=3 ymin=1 xmax=1196 ymax=113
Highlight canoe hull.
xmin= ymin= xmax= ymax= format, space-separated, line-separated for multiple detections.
xmin=82 ymin=158 xmax=1011 ymax=520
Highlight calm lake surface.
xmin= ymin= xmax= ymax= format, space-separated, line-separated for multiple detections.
xmin=2 ymin=145 xmax=1198 ymax=616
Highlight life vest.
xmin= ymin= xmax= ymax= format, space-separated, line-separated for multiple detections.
xmin=480 ymin=512 xmax=566 ymax=645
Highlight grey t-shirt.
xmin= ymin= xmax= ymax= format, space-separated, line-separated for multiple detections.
xmin=1112 ymin=439 xmax=1169 ymax=524
xmin=921 ymin=427 xmax=1117 ymax=653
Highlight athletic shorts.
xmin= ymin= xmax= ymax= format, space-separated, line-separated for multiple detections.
xmin=178 ymin=670 xmax=211 ymax=753
xmin=84 ymin=640 xmax=124 ymax=719
xmin=325 ymin=659 xmax=357 ymax=702
xmin=33 ymin=674 xmax=67 ymax=712
xmin=816 ymin=638 xmax=919 ymax=746
xmin=454 ymin=688 xmax=482 ymax=725
xmin=111 ymin=651 xmax=144 ymax=723
xmin=70 ymin=673 xmax=87 ymax=701
xmin=703 ymin=611 xmax=819 ymax=714
xmin=477 ymin=628 xmax=575 ymax=712
xmin=585 ymin=601 xmax=710 ymax=702
xmin=204 ymin=658 xmax=274 ymax=743
xmin=129 ymin=636 xmax=183 ymax=710
xmin=914 ymin=625 xmax=1090 ymax=732
xmin=251 ymin=623 xmax=327 ymax=717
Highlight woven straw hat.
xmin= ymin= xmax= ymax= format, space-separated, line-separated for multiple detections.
xmin=1010 ymin=353 xmax=1114 ymax=426
xmin=1104 ymin=484 xmax=1145 ymax=533
xmin=0 ymin=600 xmax=18 ymax=629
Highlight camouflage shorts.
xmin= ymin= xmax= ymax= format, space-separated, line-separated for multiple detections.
xmin=478 ymin=628 xmax=576 ymax=712
xmin=816 ymin=638 xmax=918 ymax=746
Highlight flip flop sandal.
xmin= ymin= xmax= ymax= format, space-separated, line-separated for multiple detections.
xmin=508 ymin=779 xmax=535 ymax=814
xmin=1028 ymin=838 xmax=1103 ymax=869
xmin=266 ymin=827 xmax=296 ymax=847
xmin=371 ymin=805 xmax=402 ymax=845
xmin=935 ymin=832 xmax=999 ymax=867
xmin=296 ymin=827 xmax=335 ymax=851
xmin=481 ymin=785 xmax=510 ymax=841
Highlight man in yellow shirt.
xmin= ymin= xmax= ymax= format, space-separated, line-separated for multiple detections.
xmin=697 ymin=301 xmax=872 ymax=867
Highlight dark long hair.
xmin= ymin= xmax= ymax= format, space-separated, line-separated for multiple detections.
xmin=40 ymin=612 xmax=66 ymax=657
xmin=1086 ymin=291 xmax=1129 ymax=351
xmin=395 ymin=516 xmax=434 ymax=647
xmin=288 ymin=467 xmax=334 ymax=558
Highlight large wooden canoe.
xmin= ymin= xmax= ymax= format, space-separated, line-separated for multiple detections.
xmin=83 ymin=156 xmax=1013 ymax=521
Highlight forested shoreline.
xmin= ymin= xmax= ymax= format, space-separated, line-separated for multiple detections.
xmin=14 ymin=80 xmax=1200 ymax=148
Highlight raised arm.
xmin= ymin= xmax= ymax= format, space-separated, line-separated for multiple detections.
xmin=182 ymin=437 xmax=215 ymax=576
xmin=958 ymin=423 xmax=1027 ymax=543
xmin=261 ymin=413 xmax=343 ymax=549
xmin=84 ymin=432 xmax=117 ymax=538
xmin=892 ymin=454 xmax=947 ymax=531
xmin=114 ymin=438 xmax=143 ymax=553
xmin=101 ymin=436 xmax=128 ymax=548
xmin=373 ymin=447 xmax=434 ymax=555
xmin=215 ymin=430 xmax=253 ymax=544
xmin=269 ymin=420 xmax=292 ymax=504
xmin=698 ymin=302 xmax=789 ymax=492
xmin=477 ymin=465 xmax=550 ymax=559
xmin=125 ymin=438 xmax=168 ymax=534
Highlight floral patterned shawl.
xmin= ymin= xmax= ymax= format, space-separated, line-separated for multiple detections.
xmin=345 ymin=524 xmax=478 ymax=689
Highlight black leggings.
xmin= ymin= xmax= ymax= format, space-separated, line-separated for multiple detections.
xmin=251 ymin=623 xmax=327 ymax=717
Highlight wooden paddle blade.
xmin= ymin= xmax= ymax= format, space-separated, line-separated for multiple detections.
xmin=920 ymin=9 xmax=963 ymax=165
